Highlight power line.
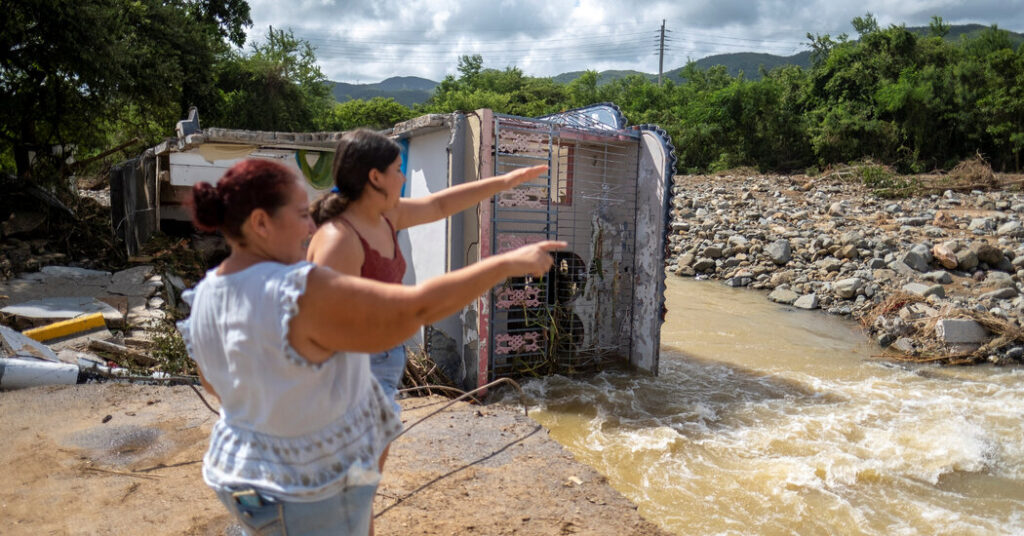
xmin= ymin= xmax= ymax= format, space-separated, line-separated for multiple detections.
xmin=273 ymin=21 xmax=813 ymax=80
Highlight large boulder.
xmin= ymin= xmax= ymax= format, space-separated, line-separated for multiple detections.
xmin=765 ymin=240 xmax=792 ymax=265
xmin=971 ymin=242 xmax=1004 ymax=266
xmin=834 ymin=278 xmax=863 ymax=299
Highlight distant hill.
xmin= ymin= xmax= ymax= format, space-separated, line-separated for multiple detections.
xmin=331 ymin=24 xmax=1023 ymax=103
xmin=329 ymin=76 xmax=437 ymax=107
xmin=556 ymin=24 xmax=1022 ymax=85
xmin=551 ymin=70 xmax=654 ymax=85
xmin=667 ymin=51 xmax=813 ymax=80
xmin=906 ymin=22 xmax=1024 ymax=45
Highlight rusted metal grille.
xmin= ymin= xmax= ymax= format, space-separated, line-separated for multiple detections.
xmin=488 ymin=114 xmax=640 ymax=379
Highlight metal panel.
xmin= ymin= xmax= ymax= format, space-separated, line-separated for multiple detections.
xmin=630 ymin=128 xmax=675 ymax=374
xmin=486 ymin=113 xmax=641 ymax=380
xmin=489 ymin=115 xmax=557 ymax=378
xmin=110 ymin=152 xmax=157 ymax=256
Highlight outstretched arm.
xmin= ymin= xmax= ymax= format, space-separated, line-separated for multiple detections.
xmin=388 ymin=165 xmax=547 ymax=230
xmin=292 ymin=240 xmax=566 ymax=361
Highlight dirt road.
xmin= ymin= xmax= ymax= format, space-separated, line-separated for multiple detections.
xmin=0 ymin=383 xmax=668 ymax=535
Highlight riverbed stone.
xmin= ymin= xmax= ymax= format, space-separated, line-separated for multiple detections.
xmin=956 ymin=249 xmax=979 ymax=271
xmin=892 ymin=337 xmax=916 ymax=354
xmin=901 ymin=249 xmax=930 ymax=272
xmin=923 ymin=271 xmax=953 ymax=284
xmin=692 ymin=258 xmax=716 ymax=272
xmin=969 ymin=218 xmax=994 ymax=232
xmin=984 ymin=271 xmax=1016 ymax=289
xmin=997 ymin=220 xmax=1022 ymax=236
xmin=971 ymin=242 xmax=1004 ymax=266
xmin=903 ymin=282 xmax=946 ymax=299
xmin=835 ymin=278 xmax=863 ymax=299
xmin=768 ymin=288 xmax=799 ymax=305
xmin=933 ymin=242 xmax=959 ymax=269
xmin=837 ymin=244 xmax=859 ymax=259
xmin=888 ymin=260 xmax=919 ymax=278
xmin=980 ymin=288 xmax=1018 ymax=300
xmin=793 ymin=293 xmax=819 ymax=310
xmin=765 ymin=240 xmax=791 ymax=265
xmin=725 ymin=275 xmax=752 ymax=287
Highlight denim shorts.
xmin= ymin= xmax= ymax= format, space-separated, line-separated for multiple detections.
xmin=369 ymin=344 xmax=406 ymax=414
xmin=216 ymin=483 xmax=377 ymax=536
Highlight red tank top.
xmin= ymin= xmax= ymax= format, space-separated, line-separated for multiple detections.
xmin=338 ymin=215 xmax=407 ymax=284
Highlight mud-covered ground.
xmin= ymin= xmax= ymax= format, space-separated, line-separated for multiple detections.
xmin=0 ymin=383 xmax=669 ymax=536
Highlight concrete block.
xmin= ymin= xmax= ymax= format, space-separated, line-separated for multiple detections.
xmin=935 ymin=318 xmax=988 ymax=344
xmin=1 ymin=297 xmax=124 ymax=328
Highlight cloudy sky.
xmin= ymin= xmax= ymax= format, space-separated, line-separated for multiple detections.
xmin=245 ymin=0 xmax=1024 ymax=84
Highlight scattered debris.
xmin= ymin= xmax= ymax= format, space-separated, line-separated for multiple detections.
xmin=1 ymin=324 xmax=61 ymax=362
xmin=0 ymin=356 xmax=80 ymax=389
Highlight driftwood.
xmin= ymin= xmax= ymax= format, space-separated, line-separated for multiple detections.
xmin=88 ymin=339 xmax=158 ymax=367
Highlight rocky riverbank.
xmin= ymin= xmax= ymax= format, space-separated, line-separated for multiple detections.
xmin=666 ymin=171 xmax=1024 ymax=365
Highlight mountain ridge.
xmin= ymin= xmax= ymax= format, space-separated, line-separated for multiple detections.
xmin=328 ymin=23 xmax=1023 ymax=105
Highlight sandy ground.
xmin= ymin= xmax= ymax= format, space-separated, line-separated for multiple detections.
xmin=0 ymin=383 xmax=669 ymax=536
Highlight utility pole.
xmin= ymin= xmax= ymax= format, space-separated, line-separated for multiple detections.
xmin=658 ymin=19 xmax=666 ymax=86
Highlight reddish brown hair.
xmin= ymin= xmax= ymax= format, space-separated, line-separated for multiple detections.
xmin=190 ymin=159 xmax=297 ymax=241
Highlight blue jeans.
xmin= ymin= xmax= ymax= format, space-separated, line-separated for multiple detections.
xmin=370 ymin=344 xmax=406 ymax=414
xmin=216 ymin=484 xmax=377 ymax=536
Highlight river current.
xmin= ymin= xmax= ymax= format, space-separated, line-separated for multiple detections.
xmin=518 ymin=277 xmax=1024 ymax=536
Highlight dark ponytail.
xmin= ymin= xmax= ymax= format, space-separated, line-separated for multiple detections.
xmin=309 ymin=192 xmax=349 ymax=227
xmin=188 ymin=159 xmax=296 ymax=240
xmin=310 ymin=129 xmax=401 ymax=226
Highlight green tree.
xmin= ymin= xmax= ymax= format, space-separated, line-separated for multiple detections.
xmin=928 ymin=16 xmax=951 ymax=38
xmin=420 ymin=56 xmax=567 ymax=116
xmin=210 ymin=27 xmax=333 ymax=132
xmin=0 ymin=0 xmax=250 ymax=181
xmin=325 ymin=97 xmax=414 ymax=131
xmin=566 ymin=70 xmax=600 ymax=108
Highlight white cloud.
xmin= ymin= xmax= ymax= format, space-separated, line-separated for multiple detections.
xmin=243 ymin=0 xmax=1024 ymax=83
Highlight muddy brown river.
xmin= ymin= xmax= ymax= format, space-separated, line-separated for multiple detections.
xmin=518 ymin=277 xmax=1024 ymax=535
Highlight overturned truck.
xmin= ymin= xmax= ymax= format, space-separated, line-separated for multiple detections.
xmin=114 ymin=104 xmax=676 ymax=390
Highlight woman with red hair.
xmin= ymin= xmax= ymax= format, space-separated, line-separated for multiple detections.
xmin=179 ymin=158 xmax=562 ymax=535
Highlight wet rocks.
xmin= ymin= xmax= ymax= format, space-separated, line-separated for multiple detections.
xmin=667 ymin=173 xmax=1024 ymax=364
xmin=768 ymin=288 xmax=799 ymax=305
xmin=793 ymin=293 xmax=819 ymax=310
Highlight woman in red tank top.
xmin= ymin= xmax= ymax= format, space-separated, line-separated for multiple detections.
xmin=306 ymin=129 xmax=547 ymax=518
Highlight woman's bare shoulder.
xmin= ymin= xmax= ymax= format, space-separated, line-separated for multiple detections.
xmin=307 ymin=220 xmax=363 ymax=273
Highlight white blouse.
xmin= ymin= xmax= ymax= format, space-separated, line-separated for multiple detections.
xmin=178 ymin=261 xmax=402 ymax=501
